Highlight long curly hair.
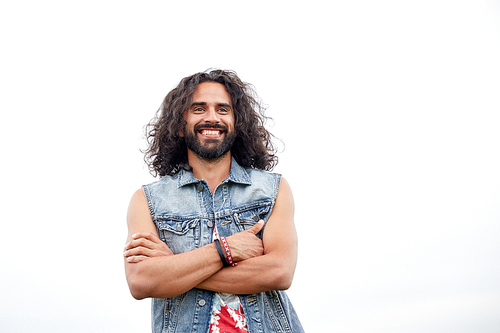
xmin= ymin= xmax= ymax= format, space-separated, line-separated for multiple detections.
xmin=143 ymin=69 xmax=278 ymax=177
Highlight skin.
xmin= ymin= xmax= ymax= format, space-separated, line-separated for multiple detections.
xmin=124 ymin=82 xmax=298 ymax=299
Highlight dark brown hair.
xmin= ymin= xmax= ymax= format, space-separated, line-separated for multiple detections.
xmin=143 ymin=69 xmax=278 ymax=177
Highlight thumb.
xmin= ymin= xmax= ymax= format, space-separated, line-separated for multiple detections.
xmin=248 ymin=219 xmax=265 ymax=234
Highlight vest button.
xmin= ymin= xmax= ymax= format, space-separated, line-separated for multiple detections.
xmin=198 ymin=299 xmax=206 ymax=306
xmin=197 ymin=184 xmax=204 ymax=191
xmin=207 ymin=220 xmax=213 ymax=228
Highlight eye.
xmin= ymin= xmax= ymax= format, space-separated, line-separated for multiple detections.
xmin=218 ymin=107 xmax=228 ymax=113
xmin=193 ymin=107 xmax=204 ymax=113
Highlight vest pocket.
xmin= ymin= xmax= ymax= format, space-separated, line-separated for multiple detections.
xmin=234 ymin=201 xmax=272 ymax=231
xmin=155 ymin=216 xmax=199 ymax=254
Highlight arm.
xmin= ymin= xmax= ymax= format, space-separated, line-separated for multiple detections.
xmin=124 ymin=189 xmax=224 ymax=299
xmin=124 ymin=189 xmax=264 ymax=299
xmin=196 ymin=177 xmax=298 ymax=294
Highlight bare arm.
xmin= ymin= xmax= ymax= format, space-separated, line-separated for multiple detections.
xmin=196 ymin=177 xmax=298 ymax=294
xmin=124 ymin=189 xmax=265 ymax=299
xmin=124 ymin=189 xmax=224 ymax=299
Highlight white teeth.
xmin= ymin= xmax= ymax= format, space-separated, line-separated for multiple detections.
xmin=202 ymin=130 xmax=220 ymax=135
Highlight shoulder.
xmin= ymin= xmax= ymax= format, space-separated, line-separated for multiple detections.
xmin=130 ymin=188 xmax=146 ymax=203
xmin=231 ymin=168 xmax=284 ymax=205
xmin=245 ymin=168 xmax=282 ymax=188
xmin=275 ymin=177 xmax=293 ymax=206
xmin=142 ymin=175 xmax=180 ymax=200
xmin=127 ymin=188 xmax=153 ymax=224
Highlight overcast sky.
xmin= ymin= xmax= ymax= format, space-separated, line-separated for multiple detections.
xmin=1 ymin=1 xmax=500 ymax=332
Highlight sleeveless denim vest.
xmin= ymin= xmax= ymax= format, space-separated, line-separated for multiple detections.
xmin=142 ymin=158 xmax=304 ymax=333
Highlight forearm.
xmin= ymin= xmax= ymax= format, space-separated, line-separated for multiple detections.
xmin=126 ymin=243 xmax=223 ymax=299
xmin=196 ymin=252 xmax=295 ymax=294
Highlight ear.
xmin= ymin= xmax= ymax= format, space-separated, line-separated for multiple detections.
xmin=178 ymin=113 xmax=187 ymax=137
xmin=178 ymin=122 xmax=186 ymax=138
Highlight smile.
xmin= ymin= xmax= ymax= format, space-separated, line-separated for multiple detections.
xmin=200 ymin=129 xmax=223 ymax=136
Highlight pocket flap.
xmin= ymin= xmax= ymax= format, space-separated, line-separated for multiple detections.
xmin=235 ymin=202 xmax=272 ymax=224
xmin=156 ymin=217 xmax=199 ymax=235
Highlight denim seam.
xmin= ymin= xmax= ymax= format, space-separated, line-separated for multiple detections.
xmin=272 ymin=291 xmax=292 ymax=333
xmin=263 ymin=291 xmax=281 ymax=332
xmin=142 ymin=185 xmax=155 ymax=219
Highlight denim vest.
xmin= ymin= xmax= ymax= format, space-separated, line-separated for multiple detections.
xmin=142 ymin=158 xmax=304 ymax=333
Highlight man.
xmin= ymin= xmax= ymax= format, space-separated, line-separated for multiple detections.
xmin=124 ymin=69 xmax=303 ymax=333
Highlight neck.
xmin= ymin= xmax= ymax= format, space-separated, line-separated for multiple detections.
xmin=187 ymin=150 xmax=232 ymax=193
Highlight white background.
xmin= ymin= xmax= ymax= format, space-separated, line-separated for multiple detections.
xmin=1 ymin=1 xmax=500 ymax=332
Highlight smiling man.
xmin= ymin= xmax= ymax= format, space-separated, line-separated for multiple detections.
xmin=124 ymin=69 xmax=304 ymax=333
xmin=182 ymin=83 xmax=237 ymax=168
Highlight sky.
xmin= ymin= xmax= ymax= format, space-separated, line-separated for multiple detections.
xmin=1 ymin=0 xmax=500 ymax=332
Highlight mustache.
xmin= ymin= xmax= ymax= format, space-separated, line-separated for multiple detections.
xmin=193 ymin=123 xmax=228 ymax=133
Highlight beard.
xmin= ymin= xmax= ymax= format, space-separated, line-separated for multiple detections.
xmin=184 ymin=123 xmax=236 ymax=160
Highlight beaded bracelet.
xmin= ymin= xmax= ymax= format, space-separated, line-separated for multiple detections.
xmin=214 ymin=238 xmax=230 ymax=267
xmin=219 ymin=237 xmax=237 ymax=266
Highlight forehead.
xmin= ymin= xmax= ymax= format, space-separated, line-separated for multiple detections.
xmin=192 ymin=82 xmax=232 ymax=106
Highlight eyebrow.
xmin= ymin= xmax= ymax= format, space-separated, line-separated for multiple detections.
xmin=190 ymin=102 xmax=232 ymax=108
xmin=190 ymin=102 xmax=206 ymax=107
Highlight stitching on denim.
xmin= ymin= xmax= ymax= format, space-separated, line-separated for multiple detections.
xmin=142 ymin=185 xmax=155 ymax=219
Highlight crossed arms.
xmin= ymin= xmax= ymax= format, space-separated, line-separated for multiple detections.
xmin=124 ymin=178 xmax=298 ymax=300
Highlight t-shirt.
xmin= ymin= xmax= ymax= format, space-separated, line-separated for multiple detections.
xmin=209 ymin=225 xmax=248 ymax=332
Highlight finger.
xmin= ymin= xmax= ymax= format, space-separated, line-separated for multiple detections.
xmin=124 ymin=246 xmax=158 ymax=259
xmin=132 ymin=232 xmax=162 ymax=244
xmin=126 ymin=255 xmax=149 ymax=263
xmin=247 ymin=219 xmax=265 ymax=235
xmin=124 ymin=237 xmax=157 ymax=251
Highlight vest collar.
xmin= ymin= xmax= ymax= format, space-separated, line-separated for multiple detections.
xmin=177 ymin=157 xmax=252 ymax=188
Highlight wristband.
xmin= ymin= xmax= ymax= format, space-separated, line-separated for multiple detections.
xmin=219 ymin=237 xmax=237 ymax=266
xmin=214 ymin=238 xmax=230 ymax=267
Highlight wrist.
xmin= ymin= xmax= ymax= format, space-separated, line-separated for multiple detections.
xmin=214 ymin=238 xmax=230 ymax=267
xmin=219 ymin=237 xmax=237 ymax=267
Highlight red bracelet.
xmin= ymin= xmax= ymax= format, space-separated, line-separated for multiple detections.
xmin=219 ymin=237 xmax=237 ymax=266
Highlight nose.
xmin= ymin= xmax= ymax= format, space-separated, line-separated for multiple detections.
xmin=204 ymin=108 xmax=220 ymax=124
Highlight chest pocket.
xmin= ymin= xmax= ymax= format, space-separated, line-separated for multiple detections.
xmin=234 ymin=201 xmax=272 ymax=233
xmin=155 ymin=216 xmax=199 ymax=254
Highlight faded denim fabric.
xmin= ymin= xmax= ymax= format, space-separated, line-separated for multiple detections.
xmin=142 ymin=157 xmax=304 ymax=333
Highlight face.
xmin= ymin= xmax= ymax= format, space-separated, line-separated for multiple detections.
xmin=182 ymin=82 xmax=236 ymax=160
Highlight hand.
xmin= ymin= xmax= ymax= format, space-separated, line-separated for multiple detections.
xmin=226 ymin=220 xmax=265 ymax=262
xmin=124 ymin=232 xmax=173 ymax=263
